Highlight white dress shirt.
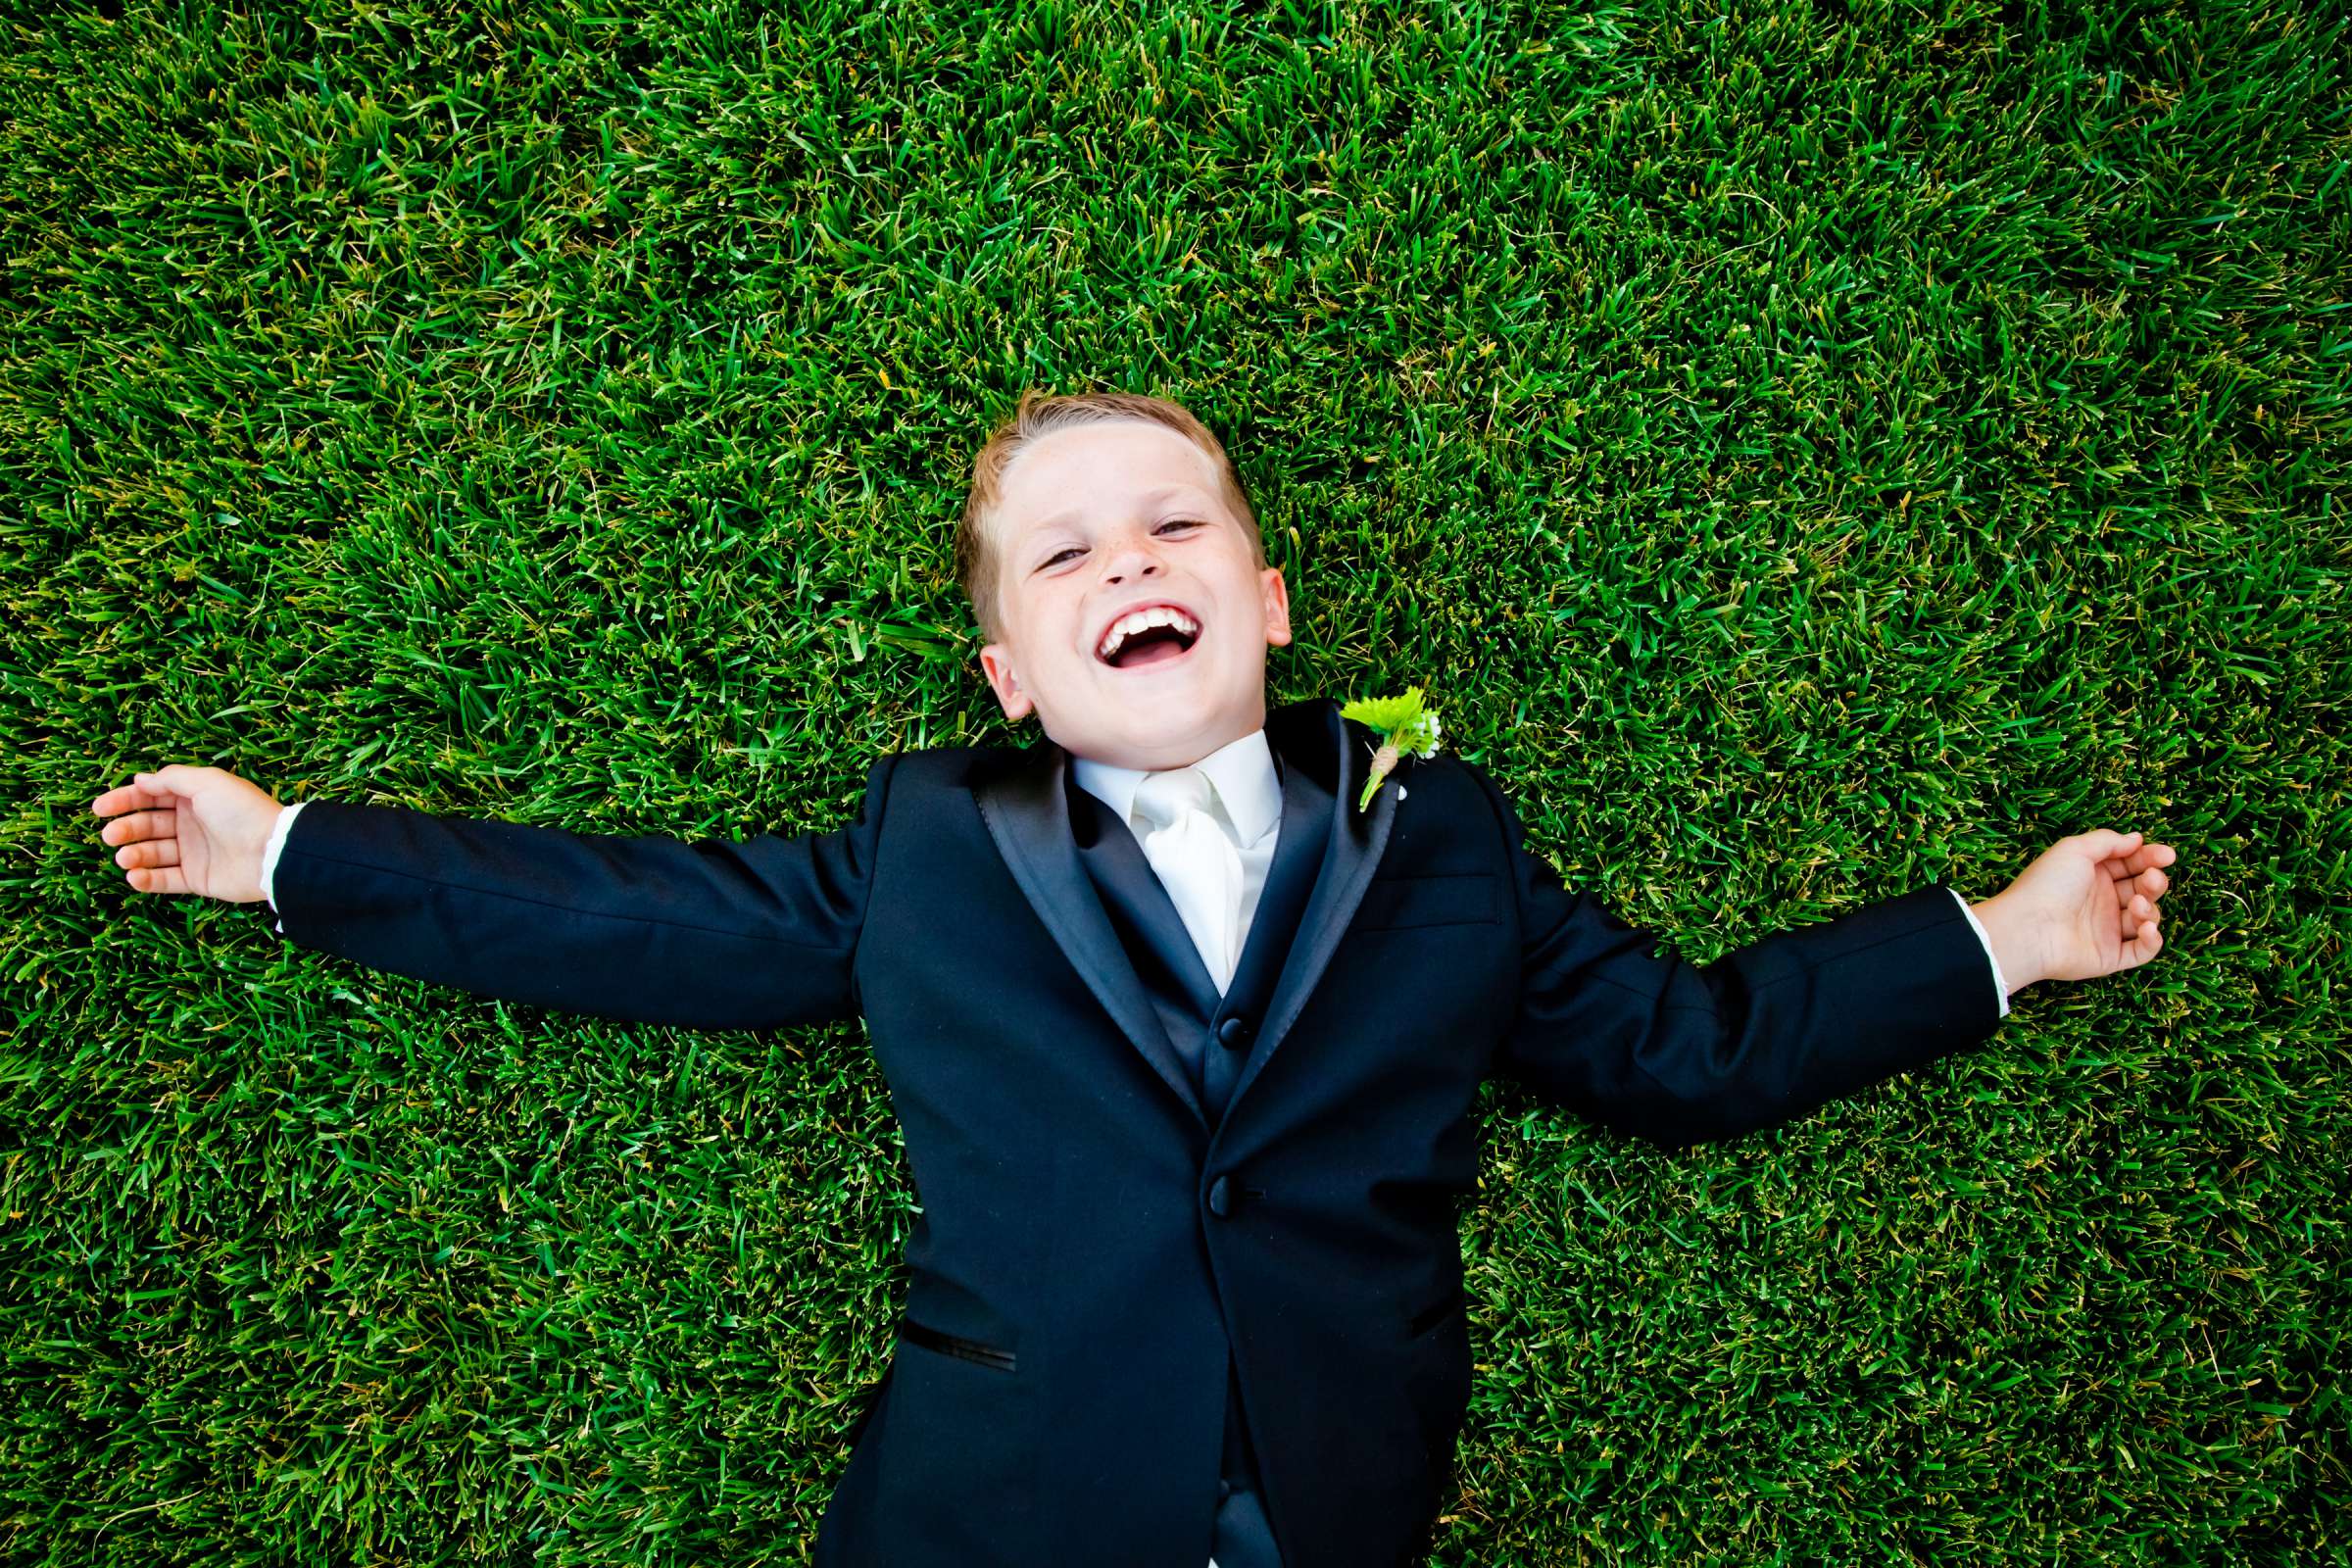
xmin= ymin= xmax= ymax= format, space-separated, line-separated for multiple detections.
xmin=258 ymin=738 xmax=2014 ymax=1017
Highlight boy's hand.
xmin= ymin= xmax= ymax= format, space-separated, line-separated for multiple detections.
xmin=90 ymin=765 xmax=284 ymax=904
xmin=1973 ymin=829 xmax=2178 ymax=994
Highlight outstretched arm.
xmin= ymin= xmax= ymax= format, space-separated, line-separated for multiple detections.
xmin=1467 ymin=766 xmax=2177 ymax=1151
xmin=93 ymin=760 xmax=896 ymax=1031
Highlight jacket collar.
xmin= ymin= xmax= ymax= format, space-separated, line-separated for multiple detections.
xmin=972 ymin=696 xmax=1397 ymax=1143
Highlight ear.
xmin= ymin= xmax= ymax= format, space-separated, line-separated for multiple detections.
xmin=1259 ymin=565 xmax=1293 ymax=647
xmin=978 ymin=642 xmax=1034 ymax=721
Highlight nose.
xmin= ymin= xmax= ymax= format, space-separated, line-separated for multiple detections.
xmin=1101 ymin=531 xmax=1167 ymax=585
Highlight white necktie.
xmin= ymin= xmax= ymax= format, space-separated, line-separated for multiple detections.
xmin=1131 ymin=765 xmax=1246 ymax=993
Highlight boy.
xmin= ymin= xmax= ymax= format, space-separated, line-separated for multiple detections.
xmin=92 ymin=390 xmax=2176 ymax=1568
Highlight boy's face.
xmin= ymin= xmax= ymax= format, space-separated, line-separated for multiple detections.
xmin=977 ymin=419 xmax=1292 ymax=770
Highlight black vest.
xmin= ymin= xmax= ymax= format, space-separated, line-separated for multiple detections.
xmin=1067 ymin=748 xmax=1327 ymax=1568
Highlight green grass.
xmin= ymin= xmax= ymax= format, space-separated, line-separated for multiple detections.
xmin=5 ymin=0 xmax=2347 ymax=1561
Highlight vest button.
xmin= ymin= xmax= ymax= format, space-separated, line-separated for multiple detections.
xmin=1216 ymin=1015 xmax=1253 ymax=1050
xmin=1206 ymin=1175 xmax=1233 ymax=1217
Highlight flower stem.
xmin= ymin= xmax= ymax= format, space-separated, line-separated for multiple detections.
xmin=1358 ymin=739 xmax=1401 ymax=810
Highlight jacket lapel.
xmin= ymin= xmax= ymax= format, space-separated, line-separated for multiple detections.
xmin=1222 ymin=698 xmax=1397 ymax=1122
xmin=970 ymin=697 xmax=1398 ymax=1132
xmin=973 ymin=735 xmax=1208 ymax=1129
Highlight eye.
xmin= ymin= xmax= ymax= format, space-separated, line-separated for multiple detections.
xmin=1034 ymin=520 xmax=1201 ymax=571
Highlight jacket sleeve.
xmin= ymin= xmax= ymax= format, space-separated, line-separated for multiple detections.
xmin=266 ymin=755 xmax=896 ymax=1030
xmin=1467 ymin=764 xmax=2002 ymax=1151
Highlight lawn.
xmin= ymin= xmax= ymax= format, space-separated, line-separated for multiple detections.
xmin=3 ymin=0 xmax=2346 ymax=1562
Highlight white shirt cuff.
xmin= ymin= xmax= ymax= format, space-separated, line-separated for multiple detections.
xmin=1948 ymin=886 xmax=2011 ymax=1019
xmin=261 ymin=801 xmax=306 ymax=934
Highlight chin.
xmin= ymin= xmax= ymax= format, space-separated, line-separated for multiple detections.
xmin=1035 ymin=658 xmax=1267 ymax=758
xmin=1120 ymin=683 xmax=1261 ymax=741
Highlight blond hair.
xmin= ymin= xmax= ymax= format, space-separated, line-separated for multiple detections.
xmin=956 ymin=388 xmax=1266 ymax=645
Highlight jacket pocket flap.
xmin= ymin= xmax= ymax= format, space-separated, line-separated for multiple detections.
xmin=1403 ymin=1281 xmax=1467 ymax=1338
xmin=1356 ymin=871 xmax=1501 ymax=931
xmin=900 ymin=1315 xmax=1017 ymax=1372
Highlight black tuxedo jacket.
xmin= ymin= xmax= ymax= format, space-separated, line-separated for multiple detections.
xmin=268 ymin=696 xmax=2003 ymax=1567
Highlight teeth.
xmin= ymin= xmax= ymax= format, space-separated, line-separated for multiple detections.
xmin=1097 ymin=606 xmax=1200 ymax=662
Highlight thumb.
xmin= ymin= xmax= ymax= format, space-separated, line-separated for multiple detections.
xmin=144 ymin=763 xmax=217 ymax=795
xmin=2072 ymin=828 xmax=2141 ymax=862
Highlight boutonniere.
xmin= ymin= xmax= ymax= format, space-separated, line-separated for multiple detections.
xmin=1340 ymin=686 xmax=1444 ymax=811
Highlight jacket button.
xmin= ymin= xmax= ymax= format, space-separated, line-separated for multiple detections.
xmin=1206 ymin=1175 xmax=1232 ymax=1217
xmin=1216 ymin=1015 xmax=1253 ymax=1050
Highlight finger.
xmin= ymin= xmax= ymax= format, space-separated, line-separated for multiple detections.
xmin=2108 ymin=841 xmax=2178 ymax=878
xmin=126 ymin=864 xmax=191 ymax=895
xmin=2122 ymin=919 xmax=2163 ymax=968
xmin=116 ymin=839 xmax=182 ymax=870
xmin=92 ymin=782 xmax=178 ymax=817
xmin=101 ymin=808 xmax=175 ymax=846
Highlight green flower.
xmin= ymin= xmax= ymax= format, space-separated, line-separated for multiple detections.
xmin=1340 ymin=686 xmax=1445 ymax=810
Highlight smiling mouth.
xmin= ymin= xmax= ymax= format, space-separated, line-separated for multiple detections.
xmin=1097 ymin=619 xmax=1202 ymax=670
xmin=1106 ymin=633 xmax=1198 ymax=670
